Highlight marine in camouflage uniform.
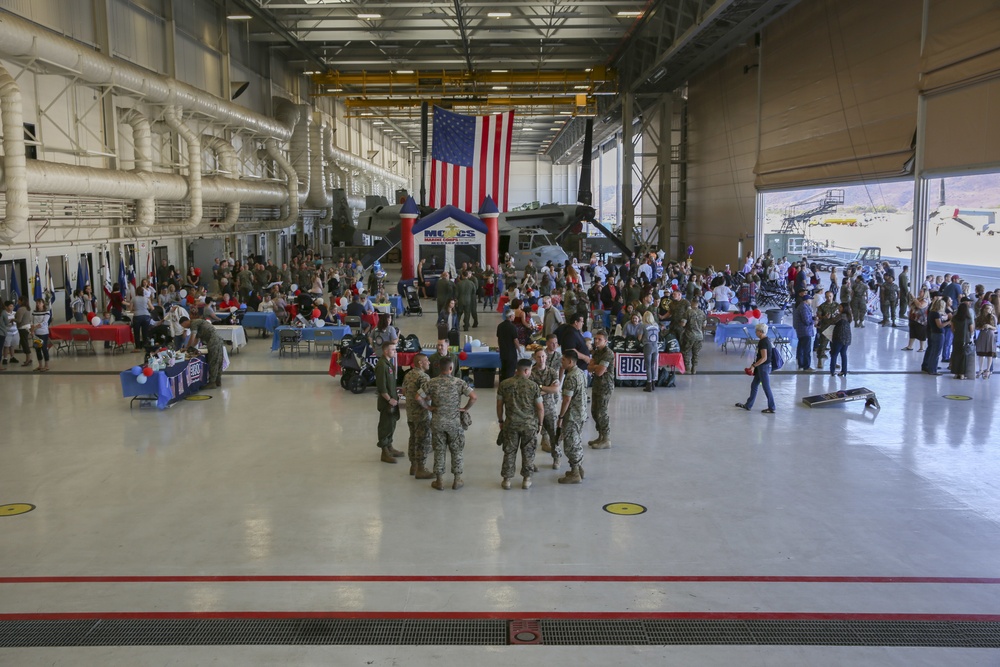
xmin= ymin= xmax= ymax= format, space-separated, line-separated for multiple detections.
xmin=557 ymin=351 xmax=588 ymax=484
xmin=375 ymin=345 xmax=403 ymax=463
xmin=502 ymin=263 xmax=517 ymax=293
xmin=185 ymin=318 xmax=225 ymax=388
xmin=588 ymin=333 xmax=615 ymax=449
xmin=456 ymin=273 xmax=478 ymax=330
xmin=236 ymin=268 xmax=254 ymax=300
xmin=681 ymin=305 xmax=706 ymax=375
xmin=880 ymin=276 xmax=900 ymax=326
xmin=667 ymin=295 xmax=691 ymax=340
xmin=497 ymin=359 xmax=544 ymax=489
xmin=851 ymin=277 xmax=869 ymax=327
xmin=419 ymin=357 xmax=476 ymax=490
xmin=530 ymin=350 xmax=562 ymax=466
xmin=401 ymin=354 xmax=435 ymax=479
xmin=815 ymin=293 xmax=840 ymax=360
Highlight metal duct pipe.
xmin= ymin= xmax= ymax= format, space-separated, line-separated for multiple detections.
xmin=117 ymin=107 xmax=155 ymax=234
xmin=331 ymin=146 xmax=407 ymax=187
xmin=239 ymin=138 xmax=298 ymax=232
xmin=202 ymin=135 xmax=241 ymax=229
xmin=0 ymin=64 xmax=28 ymax=243
xmin=0 ymin=160 xmax=288 ymax=205
xmin=285 ymin=103 xmax=311 ymax=206
xmin=0 ymin=11 xmax=290 ymax=141
xmin=159 ymin=106 xmax=202 ymax=233
xmin=307 ymin=115 xmax=331 ymax=209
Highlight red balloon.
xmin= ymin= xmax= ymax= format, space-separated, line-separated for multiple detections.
xmin=294 ymin=289 xmax=301 ymax=296
xmin=311 ymin=308 xmax=321 ymax=319
xmin=86 ymin=312 xmax=95 ymax=321
xmin=753 ymin=308 xmax=761 ymax=318
xmin=531 ymin=303 xmax=539 ymax=312
xmin=458 ymin=351 xmax=468 ymax=361
xmin=142 ymin=366 xmax=154 ymax=377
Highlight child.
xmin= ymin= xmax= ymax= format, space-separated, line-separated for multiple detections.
xmin=71 ymin=290 xmax=86 ymax=322
xmin=1 ymin=301 xmax=18 ymax=370
xmin=483 ymin=275 xmax=495 ymax=311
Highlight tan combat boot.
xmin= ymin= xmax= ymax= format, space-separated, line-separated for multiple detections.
xmin=558 ymin=466 xmax=583 ymax=484
xmin=431 ymin=475 xmax=445 ymax=490
xmin=409 ymin=462 xmax=416 ymax=476
xmin=452 ymin=475 xmax=464 ymax=490
xmin=381 ymin=449 xmax=397 ymax=464
xmin=521 ymin=476 xmax=532 ymax=490
xmin=587 ymin=434 xmax=601 ymax=446
xmin=501 ymin=478 xmax=512 ymax=490
xmin=590 ymin=434 xmax=611 ymax=449
xmin=540 ymin=433 xmax=551 ymax=453
xmin=415 ymin=463 xmax=436 ymax=479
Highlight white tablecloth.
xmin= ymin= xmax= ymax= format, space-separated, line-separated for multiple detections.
xmin=215 ymin=325 xmax=248 ymax=351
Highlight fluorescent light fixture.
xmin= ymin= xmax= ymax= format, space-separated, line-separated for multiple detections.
xmin=327 ymin=88 xmax=343 ymax=93
xmin=491 ymin=69 xmax=509 ymax=73
xmin=304 ymin=71 xmax=318 ymax=75
xmin=373 ymin=121 xmax=385 ymax=125
xmin=401 ymin=141 xmax=409 ymax=144
xmin=396 ymin=70 xmax=414 ymax=74
xmin=559 ymin=111 xmax=573 ymax=115
xmin=492 ymin=85 xmax=508 ymax=90
xmin=357 ymin=13 xmax=382 ymax=19
xmin=227 ymin=14 xmax=253 ymax=20
xmin=361 ymin=112 xmax=374 ymax=116
xmin=487 ymin=12 xmax=511 ymax=18
xmin=574 ymin=85 xmax=589 ymax=89
xmin=617 ymin=11 xmax=642 ymax=17
xmin=584 ymin=67 xmax=593 ymax=72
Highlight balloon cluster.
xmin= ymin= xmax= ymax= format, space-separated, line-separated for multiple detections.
xmin=130 ymin=365 xmax=155 ymax=384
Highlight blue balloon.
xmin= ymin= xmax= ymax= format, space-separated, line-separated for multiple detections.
xmin=582 ymin=331 xmax=593 ymax=339
xmin=131 ymin=366 xmax=143 ymax=376
xmin=687 ymin=245 xmax=695 ymax=256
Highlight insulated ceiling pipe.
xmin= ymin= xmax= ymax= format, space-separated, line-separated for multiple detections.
xmin=0 ymin=12 xmax=291 ymax=141
xmin=307 ymin=115 xmax=332 ymax=209
xmin=201 ymin=135 xmax=241 ymax=229
xmin=117 ymin=107 xmax=155 ymax=235
xmin=274 ymin=100 xmax=310 ymax=207
xmin=159 ymin=106 xmax=203 ymax=233
xmin=0 ymin=64 xmax=28 ymax=243
xmin=241 ymin=139 xmax=299 ymax=232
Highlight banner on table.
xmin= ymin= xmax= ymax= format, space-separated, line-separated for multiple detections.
xmin=167 ymin=357 xmax=205 ymax=400
xmin=615 ymin=352 xmax=647 ymax=381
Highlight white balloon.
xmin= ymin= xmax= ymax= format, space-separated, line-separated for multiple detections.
xmin=90 ymin=316 xmax=102 ymax=326
xmin=472 ymin=339 xmax=481 ymax=347
xmin=136 ymin=375 xmax=147 ymax=385
xmin=179 ymin=289 xmax=188 ymax=298
xmin=339 ymin=296 xmax=348 ymax=308
xmin=290 ymin=283 xmax=299 ymax=292
xmin=229 ymin=306 xmax=237 ymax=313
xmin=314 ymin=319 xmax=325 ymax=327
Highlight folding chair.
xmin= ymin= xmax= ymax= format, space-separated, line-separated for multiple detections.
xmin=344 ymin=316 xmax=362 ymax=335
xmin=772 ymin=327 xmax=793 ymax=361
xmin=312 ymin=329 xmax=334 ymax=356
xmin=705 ymin=316 xmax=721 ymax=337
xmin=278 ymin=329 xmax=302 ymax=358
xmin=69 ymin=328 xmax=95 ymax=356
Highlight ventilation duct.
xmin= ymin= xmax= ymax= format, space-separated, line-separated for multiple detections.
xmin=157 ymin=106 xmax=203 ymax=233
xmin=117 ymin=107 xmax=154 ymax=234
xmin=306 ymin=115 xmax=331 ymax=209
xmin=201 ymin=135 xmax=241 ymax=229
xmin=0 ymin=63 xmax=28 ymax=243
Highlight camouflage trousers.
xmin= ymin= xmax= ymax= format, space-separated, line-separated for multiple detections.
xmin=681 ymin=338 xmax=702 ymax=373
xmin=540 ymin=410 xmax=561 ymax=459
xmin=562 ymin=419 xmax=584 ymax=467
xmin=432 ymin=423 xmax=465 ymax=475
xmin=501 ymin=427 xmax=538 ymax=479
xmin=851 ymin=299 xmax=867 ymax=325
xmin=591 ymin=389 xmax=612 ymax=436
xmin=407 ymin=419 xmax=432 ymax=464
xmin=205 ymin=342 xmax=224 ymax=385
xmin=881 ymin=299 xmax=898 ymax=323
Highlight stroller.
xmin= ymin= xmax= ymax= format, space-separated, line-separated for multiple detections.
xmin=404 ymin=283 xmax=422 ymax=316
xmin=339 ymin=337 xmax=375 ymax=394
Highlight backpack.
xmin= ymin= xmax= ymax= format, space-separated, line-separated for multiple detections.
xmin=662 ymin=333 xmax=681 ymax=353
xmin=398 ymin=333 xmax=421 ymax=353
xmin=770 ymin=345 xmax=784 ymax=371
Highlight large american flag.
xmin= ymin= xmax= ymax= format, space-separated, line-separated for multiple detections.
xmin=429 ymin=106 xmax=514 ymax=213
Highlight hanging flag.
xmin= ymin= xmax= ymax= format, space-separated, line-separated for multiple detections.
xmin=118 ymin=250 xmax=127 ymax=294
xmin=33 ymin=260 xmax=42 ymax=302
xmin=429 ymin=106 xmax=514 ymax=213
xmin=46 ymin=259 xmax=56 ymax=305
xmin=64 ymin=256 xmax=73 ymax=321
xmin=76 ymin=257 xmax=86 ymax=293
xmin=10 ymin=266 xmax=20 ymax=301
xmin=147 ymin=251 xmax=156 ymax=290
xmin=126 ymin=246 xmax=137 ymax=287
xmin=103 ymin=249 xmax=113 ymax=294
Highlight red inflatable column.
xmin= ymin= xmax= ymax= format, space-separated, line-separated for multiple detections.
xmin=478 ymin=195 xmax=500 ymax=271
xmin=399 ymin=196 xmax=420 ymax=280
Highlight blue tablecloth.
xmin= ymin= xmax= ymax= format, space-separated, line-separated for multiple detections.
xmin=389 ymin=295 xmax=404 ymax=314
xmin=242 ymin=311 xmax=279 ymax=333
xmin=120 ymin=356 xmax=207 ymax=410
xmin=271 ymin=325 xmax=351 ymax=351
xmin=418 ymin=349 xmax=501 ymax=369
xmin=714 ymin=322 xmax=795 ymax=347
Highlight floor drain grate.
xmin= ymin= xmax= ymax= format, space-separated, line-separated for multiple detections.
xmin=0 ymin=618 xmax=998 ymax=647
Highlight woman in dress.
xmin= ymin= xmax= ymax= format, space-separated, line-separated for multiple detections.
xmin=975 ymin=302 xmax=997 ymax=379
xmin=903 ymin=289 xmax=929 ymax=352
xmin=949 ymin=300 xmax=975 ymax=380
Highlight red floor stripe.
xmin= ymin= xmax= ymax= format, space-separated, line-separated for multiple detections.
xmin=0 ymin=575 xmax=998 ymax=584
xmin=1 ymin=611 xmax=999 ymax=622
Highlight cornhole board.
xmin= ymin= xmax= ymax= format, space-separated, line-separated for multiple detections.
xmin=802 ymin=387 xmax=879 ymax=410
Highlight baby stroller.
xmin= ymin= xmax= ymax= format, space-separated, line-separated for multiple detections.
xmin=404 ymin=283 xmax=422 ymax=316
xmin=339 ymin=337 xmax=375 ymax=394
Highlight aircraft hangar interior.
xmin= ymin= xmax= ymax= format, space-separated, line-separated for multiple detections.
xmin=1 ymin=0 xmax=999 ymax=664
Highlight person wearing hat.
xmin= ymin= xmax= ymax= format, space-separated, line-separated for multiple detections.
xmin=497 ymin=358 xmax=544 ymax=490
xmin=556 ymin=350 xmax=588 ymax=484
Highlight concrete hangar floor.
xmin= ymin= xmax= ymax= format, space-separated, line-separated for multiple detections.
xmin=1 ymin=265 xmax=998 ymax=666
